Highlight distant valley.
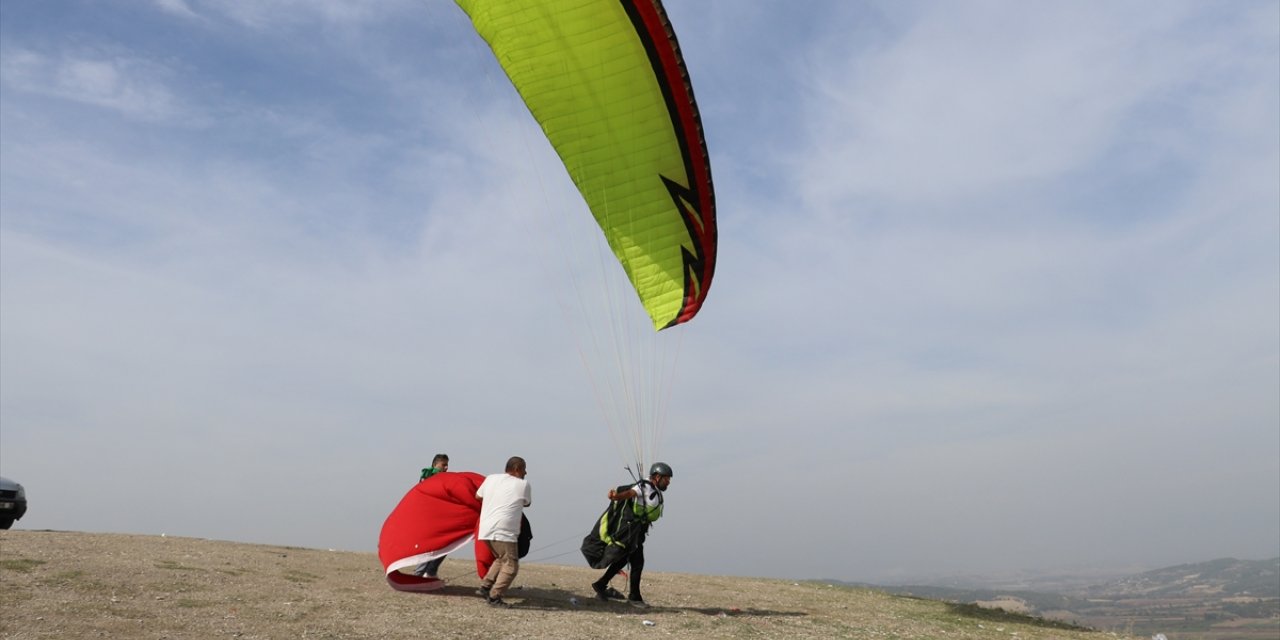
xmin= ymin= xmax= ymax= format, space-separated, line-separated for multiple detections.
xmin=841 ymin=557 xmax=1279 ymax=640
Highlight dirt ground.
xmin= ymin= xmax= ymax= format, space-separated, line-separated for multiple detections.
xmin=0 ymin=530 xmax=1135 ymax=639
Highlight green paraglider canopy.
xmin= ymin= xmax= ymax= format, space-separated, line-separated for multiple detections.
xmin=455 ymin=0 xmax=717 ymax=330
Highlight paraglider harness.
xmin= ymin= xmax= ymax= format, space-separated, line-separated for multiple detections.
xmin=580 ymin=479 xmax=663 ymax=569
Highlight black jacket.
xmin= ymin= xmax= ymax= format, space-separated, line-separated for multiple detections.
xmin=580 ymin=482 xmax=654 ymax=569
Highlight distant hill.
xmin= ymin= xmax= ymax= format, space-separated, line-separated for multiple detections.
xmin=1080 ymin=557 xmax=1279 ymax=599
xmin=848 ymin=558 xmax=1280 ymax=640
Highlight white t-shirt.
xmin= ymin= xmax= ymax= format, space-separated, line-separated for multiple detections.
xmin=476 ymin=473 xmax=531 ymax=542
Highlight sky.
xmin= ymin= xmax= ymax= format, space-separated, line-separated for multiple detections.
xmin=1 ymin=0 xmax=1277 ymax=585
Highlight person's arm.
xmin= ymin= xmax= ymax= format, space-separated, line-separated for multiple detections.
xmin=607 ymin=486 xmax=637 ymax=501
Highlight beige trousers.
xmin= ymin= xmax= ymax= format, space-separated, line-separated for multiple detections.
xmin=480 ymin=540 xmax=520 ymax=597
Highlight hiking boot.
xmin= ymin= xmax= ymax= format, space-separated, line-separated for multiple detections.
xmin=487 ymin=596 xmax=511 ymax=608
xmin=476 ymin=586 xmax=491 ymax=598
xmin=628 ymin=598 xmax=650 ymax=609
xmin=592 ymin=582 xmax=627 ymax=601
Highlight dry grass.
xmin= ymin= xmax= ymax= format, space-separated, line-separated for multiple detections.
xmin=0 ymin=530 xmax=1137 ymax=639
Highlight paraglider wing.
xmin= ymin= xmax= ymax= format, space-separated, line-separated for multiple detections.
xmin=378 ymin=471 xmax=488 ymax=580
xmin=378 ymin=471 xmax=534 ymax=589
xmin=455 ymin=0 xmax=717 ymax=330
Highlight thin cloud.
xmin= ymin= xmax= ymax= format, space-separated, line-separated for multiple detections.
xmin=151 ymin=0 xmax=203 ymax=21
xmin=1 ymin=48 xmax=184 ymax=122
xmin=796 ymin=2 xmax=1235 ymax=208
xmin=179 ymin=0 xmax=416 ymax=31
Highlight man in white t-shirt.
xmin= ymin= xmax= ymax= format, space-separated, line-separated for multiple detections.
xmin=475 ymin=456 xmax=532 ymax=607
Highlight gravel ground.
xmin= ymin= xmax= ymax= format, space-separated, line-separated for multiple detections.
xmin=0 ymin=530 xmax=1137 ymax=639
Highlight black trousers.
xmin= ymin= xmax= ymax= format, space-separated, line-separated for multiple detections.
xmin=597 ymin=544 xmax=645 ymax=600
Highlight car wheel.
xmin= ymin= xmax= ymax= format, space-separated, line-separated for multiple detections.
xmin=0 ymin=518 xmax=13 ymax=530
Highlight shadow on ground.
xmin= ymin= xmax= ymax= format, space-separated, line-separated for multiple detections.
xmin=517 ymin=587 xmax=807 ymax=618
xmin=397 ymin=584 xmax=807 ymax=618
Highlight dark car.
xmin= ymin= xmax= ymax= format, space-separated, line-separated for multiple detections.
xmin=0 ymin=476 xmax=28 ymax=529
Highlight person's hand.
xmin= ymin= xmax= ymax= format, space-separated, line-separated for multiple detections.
xmin=607 ymin=489 xmax=617 ymax=500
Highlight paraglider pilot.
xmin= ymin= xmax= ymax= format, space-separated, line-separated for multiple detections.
xmin=582 ymin=462 xmax=673 ymax=609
